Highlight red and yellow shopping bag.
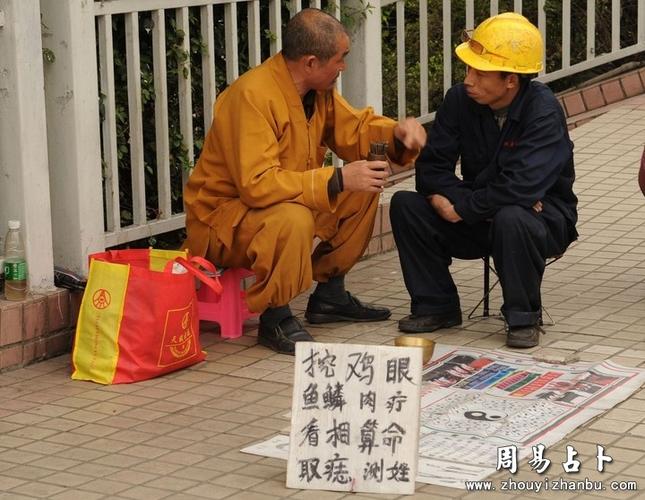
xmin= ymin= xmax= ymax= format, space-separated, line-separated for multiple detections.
xmin=71 ymin=249 xmax=222 ymax=384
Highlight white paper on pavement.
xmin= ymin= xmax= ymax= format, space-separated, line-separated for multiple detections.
xmin=417 ymin=457 xmax=494 ymax=488
xmin=241 ymin=434 xmax=290 ymax=460
xmin=286 ymin=342 xmax=422 ymax=495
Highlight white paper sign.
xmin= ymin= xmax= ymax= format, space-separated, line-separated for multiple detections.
xmin=287 ymin=342 xmax=422 ymax=495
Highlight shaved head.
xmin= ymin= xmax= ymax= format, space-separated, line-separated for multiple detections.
xmin=282 ymin=8 xmax=349 ymax=62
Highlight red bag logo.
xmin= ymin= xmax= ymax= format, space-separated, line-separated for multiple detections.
xmin=92 ymin=289 xmax=112 ymax=309
xmin=158 ymin=302 xmax=198 ymax=367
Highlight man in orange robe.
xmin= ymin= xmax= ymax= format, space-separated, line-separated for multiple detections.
xmin=184 ymin=8 xmax=426 ymax=354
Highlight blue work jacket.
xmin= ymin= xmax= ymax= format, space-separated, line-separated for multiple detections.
xmin=415 ymin=80 xmax=578 ymax=241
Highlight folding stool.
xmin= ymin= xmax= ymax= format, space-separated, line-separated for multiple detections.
xmin=468 ymin=255 xmax=562 ymax=325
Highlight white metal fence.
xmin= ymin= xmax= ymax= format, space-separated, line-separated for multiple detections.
xmin=32 ymin=0 xmax=645 ymax=275
xmin=93 ymin=0 xmax=339 ymax=248
xmin=382 ymin=0 xmax=645 ymax=122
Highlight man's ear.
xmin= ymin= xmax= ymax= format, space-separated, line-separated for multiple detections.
xmin=506 ymin=73 xmax=520 ymax=90
xmin=303 ymin=55 xmax=317 ymax=71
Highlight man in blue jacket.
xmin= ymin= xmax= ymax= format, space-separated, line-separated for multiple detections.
xmin=390 ymin=13 xmax=578 ymax=348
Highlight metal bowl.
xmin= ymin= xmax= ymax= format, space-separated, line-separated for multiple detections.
xmin=394 ymin=336 xmax=435 ymax=365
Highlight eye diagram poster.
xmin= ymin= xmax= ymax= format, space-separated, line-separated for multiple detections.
xmin=286 ymin=342 xmax=422 ymax=495
xmin=416 ymin=347 xmax=645 ymax=488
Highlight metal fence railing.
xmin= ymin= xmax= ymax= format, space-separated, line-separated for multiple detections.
xmin=42 ymin=1 xmax=645 ymax=271
xmin=92 ymin=0 xmax=342 ymax=247
xmin=381 ymin=0 xmax=645 ymax=122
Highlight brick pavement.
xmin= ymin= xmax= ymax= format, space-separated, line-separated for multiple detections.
xmin=0 ymin=96 xmax=643 ymax=499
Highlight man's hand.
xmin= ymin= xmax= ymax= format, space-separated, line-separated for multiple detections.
xmin=428 ymin=194 xmax=462 ymax=223
xmin=533 ymin=200 xmax=543 ymax=213
xmin=341 ymin=160 xmax=390 ymax=192
xmin=394 ymin=117 xmax=427 ymax=150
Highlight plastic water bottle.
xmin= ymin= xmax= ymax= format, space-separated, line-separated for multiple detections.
xmin=4 ymin=220 xmax=27 ymax=301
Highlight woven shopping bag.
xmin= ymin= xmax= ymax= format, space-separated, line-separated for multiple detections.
xmin=71 ymin=249 xmax=222 ymax=384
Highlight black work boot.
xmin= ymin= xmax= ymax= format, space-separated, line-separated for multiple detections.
xmin=305 ymin=292 xmax=391 ymax=324
xmin=506 ymin=324 xmax=544 ymax=348
xmin=258 ymin=316 xmax=313 ymax=355
xmin=398 ymin=310 xmax=462 ymax=333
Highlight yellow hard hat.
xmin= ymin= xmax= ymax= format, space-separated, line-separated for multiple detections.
xmin=455 ymin=12 xmax=543 ymax=74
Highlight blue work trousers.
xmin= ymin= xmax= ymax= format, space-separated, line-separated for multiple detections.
xmin=390 ymin=191 xmax=572 ymax=328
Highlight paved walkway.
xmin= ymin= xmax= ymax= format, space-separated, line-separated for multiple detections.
xmin=0 ymin=96 xmax=644 ymax=500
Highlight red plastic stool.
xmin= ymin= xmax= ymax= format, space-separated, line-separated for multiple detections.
xmin=197 ymin=268 xmax=257 ymax=338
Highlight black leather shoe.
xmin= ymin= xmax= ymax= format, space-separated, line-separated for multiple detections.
xmin=258 ymin=316 xmax=313 ymax=355
xmin=506 ymin=325 xmax=543 ymax=348
xmin=305 ymin=292 xmax=391 ymax=324
xmin=398 ymin=310 xmax=462 ymax=333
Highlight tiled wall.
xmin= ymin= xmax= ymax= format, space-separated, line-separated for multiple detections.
xmin=365 ymin=203 xmax=398 ymax=259
xmin=0 ymin=290 xmax=82 ymax=372
xmin=559 ymin=66 xmax=645 ymax=128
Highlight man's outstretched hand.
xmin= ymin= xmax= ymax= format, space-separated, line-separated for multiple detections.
xmin=394 ymin=117 xmax=427 ymax=150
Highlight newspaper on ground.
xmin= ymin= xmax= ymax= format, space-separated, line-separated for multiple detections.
xmin=241 ymin=344 xmax=645 ymax=489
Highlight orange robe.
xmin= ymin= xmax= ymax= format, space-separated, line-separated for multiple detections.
xmin=184 ymin=53 xmax=418 ymax=311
